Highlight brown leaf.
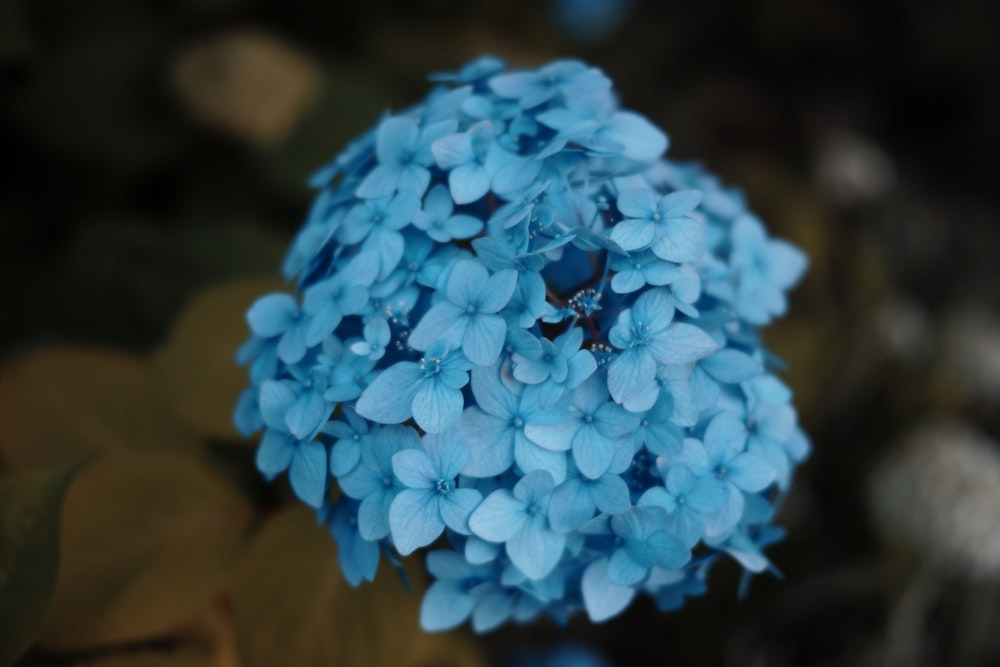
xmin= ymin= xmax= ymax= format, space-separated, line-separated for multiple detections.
xmin=153 ymin=278 xmax=284 ymax=441
xmin=38 ymin=452 xmax=253 ymax=651
xmin=0 ymin=347 xmax=199 ymax=473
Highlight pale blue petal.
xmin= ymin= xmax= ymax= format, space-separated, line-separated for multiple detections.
xmin=355 ymin=163 xmax=402 ymax=199
xmin=507 ymin=515 xmax=565 ymax=580
xmin=412 ymin=380 xmax=463 ymax=433
xmin=547 ymin=478 xmax=595 ymax=532
xmin=389 ymin=488 xmax=444 ymax=555
xmin=407 ymin=302 xmax=467 ymax=352
xmin=259 ymin=380 xmax=296 ymax=431
xmin=468 ymin=489 xmax=526 ymax=542
xmin=700 ymin=349 xmax=763 ymax=384
xmin=289 ymin=440 xmax=328 ymax=508
xmin=609 ymin=218 xmax=654 ymax=251
xmin=616 ymin=189 xmax=657 ymax=218
xmin=607 ymin=348 xmax=656 ymax=404
xmin=358 ymin=490 xmax=393 ymax=540
xmin=285 ymin=390 xmax=329 ymax=440
xmin=608 ymin=548 xmax=647 ymax=586
xmin=391 ymin=449 xmax=436 ymax=488
xmin=649 ymin=215 xmax=705 ymax=263
xmin=582 ymin=557 xmax=636 ymax=622
xmin=423 ymin=431 xmax=469 ymax=480
xmin=246 ymin=293 xmax=296 ymax=337
xmin=460 ymin=408 xmax=515 ymax=477
xmin=478 ymin=269 xmax=519 ymax=313
xmin=354 ymin=362 xmax=422 ymax=424
xmin=440 ymin=487 xmax=483 ymax=534
xmin=420 ymin=581 xmax=474 ymax=632
xmin=465 ymin=535 xmax=501 ymax=563
xmin=330 ymin=439 xmax=361 ymax=477
xmin=649 ymin=324 xmax=719 ymax=365
xmin=462 ymin=314 xmax=507 ymax=366
xmin=449 ymin=163 xmax=491 ymax=204
xmin=470 ymin=365 xmax=517 ymax=418
xmin=471 ymin=590 xmax=514 ymax=633
xmin=647 ymin=531 xmax=691 ymax=569
xmin=256 ymin=430 xmax=293 ymax=476
xmin=515 ymin=435 xmax=568 ymax=483
xmin=523 ymin=420 xmax=574 ymax=451
xmin=572 ymin=426 xmax=615 ymax=480
xmin=727 ymin=453 xmax=775 ymax=492
xmin=591 ymin=474 xmax=631 ymax=514
xmin=703 ymin=411 xmax=747 ymax=461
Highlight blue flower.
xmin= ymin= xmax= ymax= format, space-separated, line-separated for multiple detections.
xmin=389 ymin=431 xmax=483 ymax=555
xmin=607 ymin=506 xmax=690 ymax=585
xmin=671 ymin=412 xmax=776 ymax=536
xmin=355 ymin=340 xmax=472 ymax=433
xmin=459 ymin=365 xmax=568 ymax=481
xmin=238 ymin=56 xmax=809 ymax=632
xmin=469 ymin=470 xmax=566 ymax=580
xmin=407 ymin=259 xmax=518 ymax=366
xmin=606 ymin=287 xmax=718 ymax=404
xmin=245 ymin=293 xmax=312 ymax=364
xmin=355 ymin=116 xmax=457 ymax=199
xmin=412 ymin=184 xmax=483 ymax=242
xmin=525 ymin=374 xmax=639 ymax=480
xmin=338 ymin=425 xmax=420 ymax=540
xmin=254 ymin=379 xmax=328 ymax=508
xmin=609 ymin=189 xmax=705 ymax=262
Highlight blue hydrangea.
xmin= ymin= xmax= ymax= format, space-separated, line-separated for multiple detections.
xmin=236 ymin=56 xmax=810 ymax=631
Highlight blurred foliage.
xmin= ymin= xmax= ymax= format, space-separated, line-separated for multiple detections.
xmin=0 ymin=463 xmax=83 ymax=666
xmin=1 ymin=0 xmax=999 ymax=664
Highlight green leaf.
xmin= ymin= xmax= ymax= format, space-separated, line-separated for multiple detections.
xmin=231 ymin=507 xmax=486 ymax=667
xmin=0 ymin=462 xmax=84 ymax=667
xmin=37 ymin=452 xmax=253 ymax=651
xmin=153 ymin=278 xmax=285 ymax=441
xmin=0 ymin=347 xmax=200 ymax=473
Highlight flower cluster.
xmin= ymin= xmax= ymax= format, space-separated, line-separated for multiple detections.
xmin=235 ymin=57 xmax=810 ymax=631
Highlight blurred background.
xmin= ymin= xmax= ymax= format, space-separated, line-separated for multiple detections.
xmin=2 ymin=0 xmax=999 ymax=666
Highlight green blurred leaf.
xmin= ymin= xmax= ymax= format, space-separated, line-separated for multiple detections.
xmin=38 ymin=452 xmax=253 ymax=651
xmin=0 ymin=347 xmax=199 ymax=473
xmin=153 ymin=278 xmax=284 ymax=440
xmin=231 ymin=506 xmax=485 ymax=667
xmin=0 ymin=463 xmax=83 ymax=667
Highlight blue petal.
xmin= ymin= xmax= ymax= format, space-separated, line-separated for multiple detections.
xmin=289 ymin=440 xmax=328 ymax=508
xmin=285 ymin=390 xmax=329 ymax=440
xmin=582 ymin=557 xmax=636 ymax=622
xmin=407 ymin=302 xmax=467 ymax=352
xmin=468 ymin=489 xmax=526 ymax=542
xmin=647 ymin=531 xmax=691 ymax=569
xmin=572 ymin=426 xmax=616 ymax=480
xmin=391 ymin=449 xmax=435 ymax=489
xmin=420 ymin=581 xmax=474 ymax=632
xmin=358 ymin=489 xmax=394 ymax=540
xmin=591 ymin=474 xmax=631 ymax=514
xmin=471 ymin=590 xmax=514 ymax=633
xmin=608 ymin=548 xmax=647 ymax=586
xmin=389 ymin=488 xmax=444 ymax=555
xmin=259 ymin=380 xmax=296 ymax=431
xmin=412 ymin=380 xmax=463 ymax=434
xmin=246 ymin=293 xmax=296 ymax=337
xmin=700 ymin=349 xmax=763 ymax=384
xmin=449 ymin=163 xmax=491 ymax=204
xmin=439 ymin=487 xmax=483 ymax=534
xmin=460 ymin=408 xmax=514 ymax=477
xmin=355 ymin=163 xmax=403 ymax=199
xmin=547 ymin=478 xmax=596 ymax=532
xmin=354 ymin=362 xmax=423 ymax=424
xmin=255 ymin=429 xmax=293 ymax=476
xmin=649 ymin=215 xmax=704 ymax=263
xmin=727 ymin=453 xmax=776 ymax=492
xmin=506 ymin=515 xmax=565 ymax=580
xmin=649 ymin=324 xmax=719 ymax=365
xmin=462 ymin=314 xmax=507 ymax=366
xmin=423 ymin=431 xmax=469 ymax=480
xmin=607 ymin=348 xmax=656 ymax=404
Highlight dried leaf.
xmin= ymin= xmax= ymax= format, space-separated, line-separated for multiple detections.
xmin=231 ymin=506 xmax=485 ymax=667
xmin=0 ymin=348 xmax=199 ymax=473
xmin=154 ymin=278 xmax=284 ymax=440
xmin=38 ymin=452 xmax=253 ymax=651
xmin=0 ymin=462 xmax=84 ymax=667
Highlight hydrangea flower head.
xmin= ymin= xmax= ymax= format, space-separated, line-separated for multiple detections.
xmin=236 ymin=56 xmax=810 ymax=631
